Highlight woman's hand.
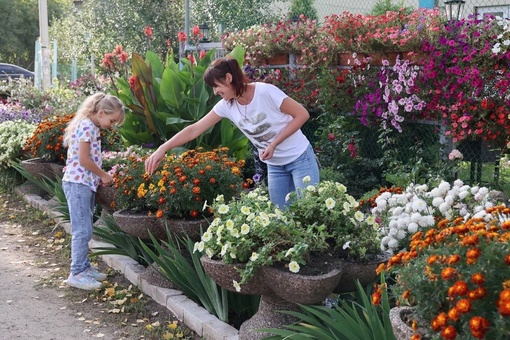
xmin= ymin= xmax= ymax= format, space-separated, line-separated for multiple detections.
xmin=145 ymin=148 xmax=166 ymax=174
xmin=100 ymin=173 xmax=114 ymax=185
xmin=260 ymin=144 xmax=275 ymax=161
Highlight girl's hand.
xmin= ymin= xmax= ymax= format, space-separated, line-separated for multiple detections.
xmin=145 ymin=149 xmax=166 ymax=174
xmin=100 ymin=173 xmax=114 ymax=185
xmin=260 ymin=144 xmax=275 ymax=161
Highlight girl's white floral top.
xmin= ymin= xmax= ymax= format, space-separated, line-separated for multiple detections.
xmin=63 ymin=118 xmax=102 ymax=191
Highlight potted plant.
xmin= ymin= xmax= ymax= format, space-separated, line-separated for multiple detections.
xmin=378 ymin=203 xmax=510 ymax=339
xmin=111 ymin=147 xmax=247 ymax=241
xmin=196 ymin=178 xmax=386 ymax=338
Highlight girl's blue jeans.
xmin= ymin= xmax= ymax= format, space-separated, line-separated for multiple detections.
xmin=62 ymin=182 xmax=95 ymax=275
xmin=267 ymin=143 xmax=320 ymax=208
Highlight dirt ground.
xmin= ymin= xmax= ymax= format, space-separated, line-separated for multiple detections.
xmin=0 ymin=191 xmax=199 ymax=340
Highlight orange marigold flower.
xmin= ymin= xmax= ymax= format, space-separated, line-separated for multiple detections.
xmin=455 ymin=299 xmax=471 ymax=313
xmin=431 ymin=312 xmax=448 ymax=330
xmin=155 ymin=210 xmax=164 ymax=219
xmin=376 ymin=262 xmax=386 ymax=275
xmin=447 ymin=307 xmax=460 ymax=322
xmin=441 ymin=267 xmax=457 ymax=280
xmin=192 ymin=186 xmax=201 ymax=194
xmin=190 ymin=210 xmax=199 ymax=218
xmin=451 ymin=281 xmax=469 ymax=296
xmin=371 ymin=289 xmax=381 ymax=305
xmin=158 ymin=196 xmax=166 ymax=204
xmin=500 ymin=289 xmax=510 ymax=302
xmin=466 ymin=248 xmax=481 ymax=264
xmin=198 ymin=169 xmax=205 ymax=175
xmin=209 ymin=178 xmax=217 ymax=184
xmin=498 ymin=299 xmax=510 ymax=316
xmin=179 ymin=175 xmax=187 ymax=182
xmin=469 ymin=316 xmax=490 ymax=334
xmin=410 ymin=335 xmax=421 ymax=340
xmin=462 ymin=234 xmax=479 ymax=246
xmin=170 ymin=187 xmax=177 ymax=195
xmin=505 ymin=254 xmax=510 ymax=265
xmin=502 ymin=220 xmax=510 ymax=230
xmin=427 ymin=255 xmax=439 ymax=265
xmin=447 ymin=254 xmax=461 ymax=265
xmin=192 ymin=178 xmax=201 ymax=185
xmin=441 ymin=325 xmax=457 ymax=340
xmin=469 ymin=286 xmax=487 ymax=300
xmin=471 ymin=273 xmax=484 ymax=285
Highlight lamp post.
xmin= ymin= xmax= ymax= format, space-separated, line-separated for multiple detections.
xmin=444 ymin=0 xmax=466 ymax=21
xmin=199 ymin=23 xmax=210 ymax=43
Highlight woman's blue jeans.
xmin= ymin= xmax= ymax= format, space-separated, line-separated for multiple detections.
xmin=267 ymin=144 xmax=320 ymax=208
xmin=62 ymin=182 xmax=95 ymax=275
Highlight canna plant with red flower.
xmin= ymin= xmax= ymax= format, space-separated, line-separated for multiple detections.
xmin=378 ymin=205 xmax=510 ymax=339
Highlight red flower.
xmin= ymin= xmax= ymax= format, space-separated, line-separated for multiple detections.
xmin=177 ymin=31 xmax=187 ymax=43
xmin=143 ymin=25 xmax=153 ymax=40
xmin=191 ymin=25 xmax=201 ymax=37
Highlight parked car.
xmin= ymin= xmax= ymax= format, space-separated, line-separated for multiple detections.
xmin=0 ymin=63 xmax=34 ymax=80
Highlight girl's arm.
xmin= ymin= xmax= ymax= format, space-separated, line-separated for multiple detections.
xmin=260 ymin=97 xmax=310 ymax=161
xmin=78 ymin=142 xmax=113 ymax=184
xmin=145 ymin=111 xmax=223 ymax=174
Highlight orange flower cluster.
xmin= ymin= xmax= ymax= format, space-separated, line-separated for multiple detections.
xmin=113 ymin=148 xmax=247 ymax=219
xmin=378 ymin=205 xmax=510 ymax=339
xmin=23 ymin=113 xmax=74 ymax=164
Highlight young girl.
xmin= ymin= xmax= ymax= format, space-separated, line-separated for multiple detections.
xmin=145 ymin=57 xmax=319 ymax=208
xmin=62 ymin=93 xmax=125 ymax=290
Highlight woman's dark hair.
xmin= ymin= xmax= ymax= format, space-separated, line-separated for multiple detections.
xmin=204 ymin=58 xmax=250 ymax=102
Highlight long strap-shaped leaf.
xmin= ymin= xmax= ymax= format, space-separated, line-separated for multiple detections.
xmin=131 ymin=53 xmax=158 ymax=137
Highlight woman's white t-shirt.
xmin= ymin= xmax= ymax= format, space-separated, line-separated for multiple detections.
xmin=212 ymin=82 xmax=310 ymax=166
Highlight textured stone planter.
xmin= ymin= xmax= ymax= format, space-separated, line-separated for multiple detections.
xmin=21 ymin=158 xmax=55 ymax=180
xmin=201 ymin=256 xmax=344 ymax=340
xmin=334 ymin=252 xmax=390 ymax=293
xmin=112 ymin=209 xmax=165 ymax=240
xmin=390 ymin=306 xmax=429 ymax=340
xmin=157 ymin=217 xmax=208 ymax=243
xmin=96 ymin=186 xmax=116 ymax=212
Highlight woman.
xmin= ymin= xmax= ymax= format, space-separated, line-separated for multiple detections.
xmin=145 ymin=57 xmax=319 ymax=208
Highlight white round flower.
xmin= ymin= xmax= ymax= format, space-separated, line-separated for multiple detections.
xmin=439 ymin=202 xmax=449 ymax=214
xmin=432 ymin=196 xmax=444 ymax=207
xmin=230 ymin=228 xmax=240 ymax=238
xmin=438 ymin=181 xmax=451 ymax=193
xmin=396 ymin=230 xmax=407 ymax=240
xmin=387 ymin=238 xmax=399 ymax=250
xmin=410 ymin=212 xmax=422 ymax=223
xmin=206 ymin=248 xmax=214 ymax=258
xmin=392 ymin=206 xmax=404 ymax=216
xmin=325 ymin=197 xmax=336 ymax=209
xmin=354 ymin=211 xmax=364 ymax=222
xmin=241 ymin=206 xmax=251 ymax=215
xmin=289 ymin=261 xmax=300 ymax=273
xmin=302 ymin=175 xmax=311 ymax=184
xmin=407 ymin=222 xmax=418 ymax=234
xmin=202 ymin=231 xmax=212 ymax=242
xmin=240 ymin=223 xmax=250 ymax=235
xmin=217 ymin=204 xmax=229 ymax=214
xmin=381 ymin=235 xmax=390 ymax=246
xmin=376 ymin=198 xmax=387 ymax=210
xmin=226 ymin=219 xmax=234 ymax=230
xmin=388 ymin=197 xmax=398 ymax=206
xmin=411 ymin=198 xmax=427 ymax=212
xmin=471 ymin=186 xmax=480 ymax=195
xmin=250 ymin=252 xmax=259 ymax=261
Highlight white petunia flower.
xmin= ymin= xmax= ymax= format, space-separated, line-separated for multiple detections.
xmin=250 ymin=252 xmax=259 ymax=261
xmin=325 ymin=197 xmax=336 ymax=209
xmin=354 ymin=211 xmax=364 ymax=222
xmin=240 ymin=223 xmax=250 ymax=235
xmin=289 ymin=261 xmax=300 ymax=273
xmin=202 ymin=231 xmax=212 ymax=242
xmin=342 ymin=241 xmax=351 ymax=249
xmin=233 ymin=280 xmax=241 ymax=292
xmin=302 ymin=175 xmax=311 ymax=184
xmin=217 ymin=204 xmax=229 ymax=214
xmin=226 ymin=219 xmax=234 ymax=230
xmin=241 ymin=206 xmax=251 ymax=215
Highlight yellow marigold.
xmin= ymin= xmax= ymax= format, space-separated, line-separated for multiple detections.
xmin=137 ymin=183 xmax=148 ymax=198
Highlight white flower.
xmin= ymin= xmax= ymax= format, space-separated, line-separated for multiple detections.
xmin=240 ymin=223 xmax=250 ymax=235
xmin=354 ymin=210 xmax=364 ymax=222
xmin=289 ymin=261 xmax=300 ymax=273
xmin=387 ymin=238 xmax=399 ymax=249
xmin=206 ymin=248 xmax=214 ymax=258
xmin=202 ymin=231 xmax=212 ymax=242
xmin=407 ymin=222 xmax=418 ymax=233
xmin=396 ymin=230 xmax=407 ymax=240
xmin=418 ymin=215 xmax=435 ymax=227
xmin=411 ymin=198 xmax=427 ymax=212
xmin=366 ymin=215 xmax=376 ymax=225
xmin=325 ymin=197 xmax=336 ymax=209
xmin=220 ymin=244 xmax=229 ymax=256
xmin=250 ymin=252 xmax=259 ymax=261
xmin=241 ymin=206 xmax=251 ymax=215
xmin=233 ymin=280 xmax=241 ymax=292
xmin=230 ymin=228 xmax=240 ymax=238
xmin=342 ymin=241 xmax=351 ymax=249
xmin=432 ymin=197 xmax=444 ymax=207
xmin=217 ymin=204 xmax=229 ymax=214
xmin=302 ymin=175 xmax=311 ymax=184
xmin=226 ymin=219 xmax=234 ymax=230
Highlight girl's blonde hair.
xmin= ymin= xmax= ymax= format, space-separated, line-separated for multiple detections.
xmin=63 ymin=92 xmax=125 ymax=147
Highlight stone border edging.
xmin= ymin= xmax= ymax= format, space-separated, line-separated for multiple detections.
xmin=15 ymin=186 xmax=240 ymax=340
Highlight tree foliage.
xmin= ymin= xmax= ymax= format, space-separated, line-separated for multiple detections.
xmin=0 ymin=0 xmax=69 ymax=69
xmin=289 ymin=0 xmax=318 ymax=21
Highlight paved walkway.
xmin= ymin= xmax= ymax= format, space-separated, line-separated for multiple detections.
xmin=17 ymin=187 xmax=239 ymax=340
